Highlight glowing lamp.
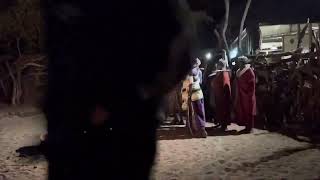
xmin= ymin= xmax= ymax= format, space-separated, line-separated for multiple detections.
xmin=205 ymin=52 xmax=212 ymax=60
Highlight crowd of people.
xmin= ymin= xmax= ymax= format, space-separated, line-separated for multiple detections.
xmin=254 ymin=50 xmax=320 ymax=134
xmin=163 ymin=52 xmax=257 ymax=138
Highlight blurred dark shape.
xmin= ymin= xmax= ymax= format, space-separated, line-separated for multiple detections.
xmin=0 ymin=0 xmax=16 ymax=12
xmin=16 ymin=144 xmax=45 ymax=157
xmin=43 ymin=0 xmax=193 ymax=179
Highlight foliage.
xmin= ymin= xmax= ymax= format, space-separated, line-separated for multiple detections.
xmin=0 ymin=0 xmax=43 ymax=54
xmin=0 ymin=0 xmax=46 ymax=105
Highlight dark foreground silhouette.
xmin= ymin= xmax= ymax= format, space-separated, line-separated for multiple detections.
xmin=43 ymin=0 xmax=194 ymax=179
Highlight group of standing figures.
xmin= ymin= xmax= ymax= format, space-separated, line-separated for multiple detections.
xmin=254 ymin=53 xmax=320 ymax=133
xmin=163 ymin=55 xmax=257 ymax=138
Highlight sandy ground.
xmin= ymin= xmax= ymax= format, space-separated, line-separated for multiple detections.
xmin=152 ymin=130 xmax=320 ymax=180
xmin=0 ymin=106 xmax=47 ymax=180
xmin=0 ymin=106 xmax=320 ymax=180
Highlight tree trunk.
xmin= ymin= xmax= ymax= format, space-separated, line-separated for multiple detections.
xmin=0 ymin=80 xmax=7 ymax=97
xmin=312 ymin=30 xmax=320 ymax=50
xmin=246 ymin=22 xmax=260 ymax=55
xmin=214 ymin=29 xmax=223 ymax=49
xmin=5 ymin=61 xmax=17 ymax=105
xmin=297 ymin=23 xmax=308 ymax=49
xmin=238 ymin=0 xmax=252 ymax=53
xmin=16 ymin=38 xmax=21 ymax=56
xmin=16 ymin=70 xmax=22 ymax=104
xmin=222 ymin=0 xmax=230 ymax=54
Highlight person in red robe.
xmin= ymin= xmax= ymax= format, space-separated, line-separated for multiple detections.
xmin=211 ymin=59 xmax=231 ymax=131
xmin=234 ymin=56 xmax=256 ymax=133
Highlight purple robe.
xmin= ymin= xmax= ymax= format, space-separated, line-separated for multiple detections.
xmin=190 ymin=67 xmax=206 ymax=131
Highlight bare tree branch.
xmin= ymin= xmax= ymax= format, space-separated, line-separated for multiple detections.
xmin=297 ymin=22 xmax=309 ymax=49
xmin=16 ymin=38 xmax=21 ymax=56
xmin=297 ymin=24 xmax=301 ymax=48
xmin=222 ymin=0 xmax=230 ymax=53
xmin=5 ymin=61 xmax=17 ymax=105
xmin=238 ymin=0 xmax=252 ymax=53
xmin=308 ymin=20 xmax=313 ymax=50
xmin=214 ymin=29 xmax=223 ymax=49
xmin=312 ymin=30 xmax=320 ymax=50
xmin=0 ymin=80 xmax=7 ymax=97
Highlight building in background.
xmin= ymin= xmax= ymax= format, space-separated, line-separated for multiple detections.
xmin=260 ymin=23 xmax=319 ymax=54
xmin=230 ymin=23 xmax=320 ymax=57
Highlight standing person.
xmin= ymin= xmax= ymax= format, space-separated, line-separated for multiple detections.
xmin=181 ymin=72 xmax=193 ymax=131
xmin=234 ymin=56 xmax=256 ymax=133
xmin=211 ymin=59 xmax=231 ymax=131
xmin=203 ymin=55 xmax=218 ymax=123
xmin=208 ymin=71 xmax=217 ymax=125
xmin=166 ymin=83 xmax=184 ymax=125
xmin=181 ymin=58 xmax=207 ymax=137
xmin=174 ymin=82 xmax=184 ymax=125
xmin=181 ymin=76 xmax=191 ymax=113
xmin=190 ymin=59 xmax=207 ymax=137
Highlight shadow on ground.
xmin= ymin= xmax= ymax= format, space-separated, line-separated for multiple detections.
xmin=228 ymin=145 xmax=320 ymax=173
xmin=157 ymin=126 xmax=240 ymax=140
xmin=158 ymin=124 xmax=320 ymax=144
xmin=16 ymin=141 xmax=47 ymax=158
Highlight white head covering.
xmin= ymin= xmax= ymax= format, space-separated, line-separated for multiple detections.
xmin=193 ymin=58 xmax=201 ymax=67
xmin=238 ymin=56 xmax=250 ymax=64
xmin=218 ymin=58 xmax=228 ymax=70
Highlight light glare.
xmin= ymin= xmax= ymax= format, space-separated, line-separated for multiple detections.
xmin=230 ymin=48 xmax=238 ymax=59
xmin=205 ymin=53 xmax=212 ymax=60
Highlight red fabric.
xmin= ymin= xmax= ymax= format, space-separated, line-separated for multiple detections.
xmin=91 ymin=105 xmax=110 ymax=126
xmin=212 ymin=71 xmax=231 ymax=125
xmin=235 ymin=69 xmax=256 ymax=126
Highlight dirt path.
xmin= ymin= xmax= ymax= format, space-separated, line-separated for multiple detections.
xmin=0 ymin=107 xmax=320 ymax=180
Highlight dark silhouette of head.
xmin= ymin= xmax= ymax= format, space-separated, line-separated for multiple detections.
xmin=43 ymin=0 xmax=196 ymax=179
